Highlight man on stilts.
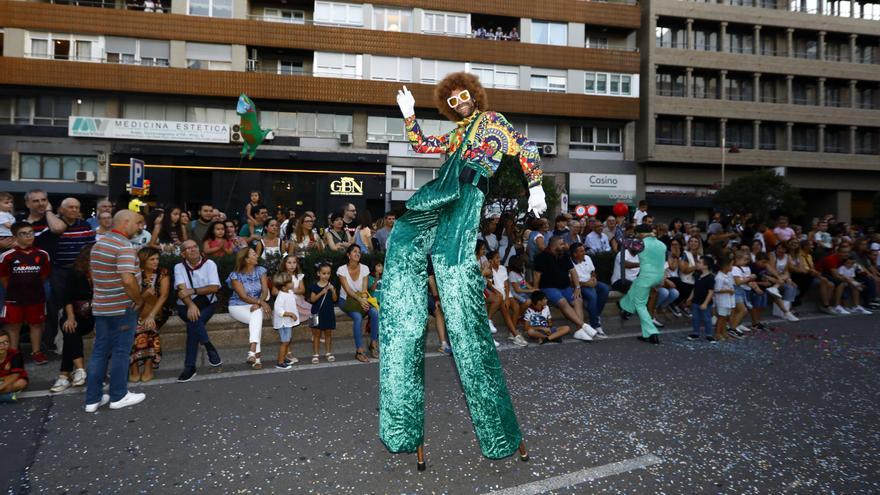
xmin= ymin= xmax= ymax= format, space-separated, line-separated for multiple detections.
xmin=378 ymin=73 xmax=549 ymax=465
xmin=618 ymin=224 xmax=667 ymax=344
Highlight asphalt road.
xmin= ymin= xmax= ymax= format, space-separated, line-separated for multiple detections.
xmin=3 ymin=313 xmax=879 ymax=494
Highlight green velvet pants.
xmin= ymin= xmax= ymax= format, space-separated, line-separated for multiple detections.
xmin=378 ymin=153 xmax=523 ymax=460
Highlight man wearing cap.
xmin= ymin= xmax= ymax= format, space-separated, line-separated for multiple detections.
xmin=619 ymin=224 xmax=667 ymax=344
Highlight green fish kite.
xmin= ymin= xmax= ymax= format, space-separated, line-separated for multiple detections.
xmin=236 ymin=94 xmax=273 ymax=159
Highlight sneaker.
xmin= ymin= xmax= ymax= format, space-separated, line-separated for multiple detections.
xmin=71 ymin=368 xmax=86 ymax=387
xmin=820 ymin=305 xmax=838 ymax=316
xmin=833 ymin=305 xmax=851 ymax=315
xmin=84 ymin=394 xmax=110 ymax=413
xmin=50 ymin=376 xmax=71 ymax=393
xmin=573 ymin=328 xmax=593 ymax=342
xmin=669 ymin=306 xmax=682 ymax=318
xmin=284 ymin=357 xmax=299 ymax=365
xmin=651 ymin=318 xmax=664 ymax=328
xmin=783 ymin=311 xmax=799 ymax=322
xmin=441 ymin=344 xmax=453 ymax=356
xmin=687 ymin=334 xmax=699 ymax=341
xmin=109 ymin=391 xmax=146 ymax=410
xmin=512 ymin=334 xmax=529 ymax=347
xmin=0 ymin=392 xmax=17 ymax=403
xmin=580 ymin=323 xmax=598 ymax=338
xmin=736 ymin=324 xmax=751 ymax=333
xmin=275 ymin=362 xmax=293 ymax=370
xmin=755 ymin=322 xmax=770 ymax=331
xmin=488 ymin=320 xmax=498 ymax=334
xmin=707 ymin=336 xmax=718 ymax=344
xmin=177 ymin=367 xmax=197 ymax=383
xmin=31 ymin=351 xmax=48 ymax=366
xmin=593 ymin=327 xmax=608 ymax=339
xmin=852 ymin=305 xmax=872 ymax=315
xmin=682 ymin=307 xmax=692 ymax=318
xmin=766 ymin=287 xmax=782 ymax=299
xmin=205 ymin=343 xmax=222 ymax=367
xmin=727 ymin=327 xmax=744 ymax=339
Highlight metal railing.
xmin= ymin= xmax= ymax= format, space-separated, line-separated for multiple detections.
xmin=693 ymin=91 xmax=720 ymax=99
xmin=47 ymin=0 xmax=163 ymax=11
xmin=761 ymin=95 xmax=787 ymax=103
xmin=727 ymin=93 xmax=754 ymax=101
xmin=791 ymin=96 xmax=817 ymax=105
xmin=792 ymin=143 xmax=818 ymax=151
xmin=656 ymin=41 xmax=689 ymax=49
xmin=794 ymin=50 xmax=818 ymax=60
xmin=656 ymin=87 xmax=686 ymax=97
xmin=856 ymin=146 xmax=879 ymax=154
xmin=759 ymin=141 xmax=781 ymax=150
xmin=824 ymin=145 xmax=848 ymax=153
xmin=692 ymin=139 xmax=720 ymax=147
xmin=656 ymin=137 xmax=686 ymax=145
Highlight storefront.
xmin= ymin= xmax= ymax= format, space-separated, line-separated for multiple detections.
xmin=568 ymin=172 xmax=637 ymax=219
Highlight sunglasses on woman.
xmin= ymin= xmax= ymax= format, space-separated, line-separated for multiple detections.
xmin=446 ymin=90 xmax=471 ymax=108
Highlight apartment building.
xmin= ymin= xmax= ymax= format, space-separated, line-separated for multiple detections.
xmin=0 ymin=0 xmax=640 ymax=220
xmin=638 ymin=0 xmax=880 ymax=223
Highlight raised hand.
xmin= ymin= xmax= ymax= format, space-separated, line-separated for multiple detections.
xmin=396 ymin=85 xmax=415 ymax=119
xmin=527 ymin=186 xmax=547 ymax=216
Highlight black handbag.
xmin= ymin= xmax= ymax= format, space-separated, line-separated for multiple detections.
xmin=184 ymin=264 xmax=212 ymax=310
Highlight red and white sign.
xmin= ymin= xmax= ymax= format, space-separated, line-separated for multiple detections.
xmin=574 ymin=204 xmax=587 ymax=217
xmin=586 ymin=204 xmax=599 ymax=217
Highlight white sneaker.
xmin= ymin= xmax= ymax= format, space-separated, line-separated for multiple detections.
xmin=572 ymin=328 xmax=594 ymax=342
xmin=84 ymin=394 xmax=110 ymax=413
xmin=71 ymin=368 xmax=86 ymax=387
xmin=493 ymin=339 xmax=500 ymax=348
xmin=783 ymin=311 xmax=800 ymax=322
xmin=109 ymin=391 xmax=146 ymax=410
xmin=766 ymin=287 xmax=782 ymax=299
xmin=50 ymin=377 xmax=71 ymax=393
xmin=651 ymin=318 xmax=664 ymax=328
xmin=736 ymin=324 xmax=751 ymax=333
xmin=580 ymin=323 xmax=598 ymax=338
xmin=852 ymin=305 xmax=872 ymax=315
xmin=594 ymin=327 xmax=608 ymax=339
xmin=488 ymin=320 xmax=498 ymax=334
xmin=834 ymin=305 xmax=851 ymax=315
xmin=512 ymin=334 xmax=529 ymax=347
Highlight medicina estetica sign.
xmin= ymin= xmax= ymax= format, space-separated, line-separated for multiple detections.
xmin=69 ymin=117 xmax=230 ymax=144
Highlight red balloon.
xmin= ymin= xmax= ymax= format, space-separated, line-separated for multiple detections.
xmin=612 ymin=202 xmax=629 ymax=217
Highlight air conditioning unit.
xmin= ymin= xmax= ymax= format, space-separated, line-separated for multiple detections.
xmin=231 ymin=124 xmax=243 ymax=143
xmin=541 ymin=144 xmax=557 ymax=156
xmin=75 ymin=170 xmax=96 ymax=183
xmin=338 ymin=133 xmax=353 ymax=144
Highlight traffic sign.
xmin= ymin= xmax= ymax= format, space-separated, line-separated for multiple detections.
xmin=586 ymin=204 xmax=599 ymax=217
xmin=130 ymin=158 xmax=145 ymax=194
xmin=574 ymin=205 xmax=587 ymax=217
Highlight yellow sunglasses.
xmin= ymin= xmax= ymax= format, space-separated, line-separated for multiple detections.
xmin=446 ymin=90 xmax=471 ymax=108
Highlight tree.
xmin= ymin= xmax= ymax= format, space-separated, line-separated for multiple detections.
xmin=712 ymin=169 xmax=805 ymax=224
xmin=484 ymin=156 xmax=560 ymax=218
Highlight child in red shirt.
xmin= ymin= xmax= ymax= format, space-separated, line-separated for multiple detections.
xmin=0 ymin=222 xmax=52 ymax=365
xmin=0 ymin=329 xmax=28 ymax=402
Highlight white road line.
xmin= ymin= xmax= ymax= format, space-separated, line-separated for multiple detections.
xmin=19 ymin=312 xmax=847 ymax=399
xmin=483 ymin=454 xmax=663 ymax=495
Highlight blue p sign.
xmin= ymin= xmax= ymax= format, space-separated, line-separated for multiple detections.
xmin=130 ymin=158 xmax=145 ymax=190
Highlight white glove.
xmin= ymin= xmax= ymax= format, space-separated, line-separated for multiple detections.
xmin=396 ymin=85 xmax=415 ymax=119
xmin=528 ymin=185 xmax=547 ymax=216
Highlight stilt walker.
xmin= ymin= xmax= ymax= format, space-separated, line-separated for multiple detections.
xmin=379 ymin=73 xmax=546 ymax=467
xmin=618 ymin=224 xmax=667 ymax=344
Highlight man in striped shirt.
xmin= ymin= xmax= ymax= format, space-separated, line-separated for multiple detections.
xmin=46 ymin=198 xmax=95 ymax=353
xmin=85 ymin=210 xmax=146 ymax=413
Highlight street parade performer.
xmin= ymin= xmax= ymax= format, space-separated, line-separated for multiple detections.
xmin=618 ymin=224 xmax=668 ymax=344
xmin=379 ymin=72 xmax=554 ymax=466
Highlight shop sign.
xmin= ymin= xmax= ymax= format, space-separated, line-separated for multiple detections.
xmin=330 ymin=176 xmax=364 ymax=196
xmin=69 ymin=117 xmax=230 ymax=144
xmin=569 ymin=173 xmax=637 ymax=206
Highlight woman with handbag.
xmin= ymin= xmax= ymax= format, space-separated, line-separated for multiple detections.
xmin=129 ymin=246 xmax=170 ymax=383
xmin=337 ymin=244 xmax=379 ymax=362
xmin=49 ymin=246 xmax=95 ymax=394
xmin=227 ymin=247 xmax=270 ymax=369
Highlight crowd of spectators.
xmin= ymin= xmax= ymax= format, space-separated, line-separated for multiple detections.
xmin=0 ymin=188 xmax=878 ymax=406
xmin=473 ymin=26 xmax=520 ymax=41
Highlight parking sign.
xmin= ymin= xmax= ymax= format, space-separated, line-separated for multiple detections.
xmin=130 ymin=158 xmax=145 ymax=193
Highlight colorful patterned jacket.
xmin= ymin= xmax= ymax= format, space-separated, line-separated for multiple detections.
xmin=404 ymin=111 xmax=543 ymax=187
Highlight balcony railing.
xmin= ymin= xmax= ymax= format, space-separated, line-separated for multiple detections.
xmin=761 ymin=48 xmax=782 ymax=57
xmin=692 ymin=138 xmax=720 ymax=147
xmin=824 ymin=145 xmax=848 ymax=153
xmin=824 ymin=98 xmax=845 ymax=108
xmin=727 ymin=45 xmax=755 ymax=54
xmin=792 ymin=96 xmax=817 ymax=105
xmin=793 ymin=50 xmax=818 ymax=60
xmin=656 ymin=137 xmax=685 ymax=145
xmin=24 ymin=52 xmax=104 ymax=63
xmin=792 ymin=143 xmax=818 ymax=151
xmin=761 ymin=95 xmax=787 ymax=104
xmin=693 ymin=91 xmax=720 ymax=99
xmin=727 ymin=93 xmax=754 ymax=101
xmin=760 ymin=141 xmax=781 ymax=150
xmin=856 ymin=146 xmax=878 ymax=154
xmin=656 ymin=87 xmax=686 ymax=97
xmin=824 ymin=52 xmax=851 ymax=63
xmin=656 ymin=41 xmax=689 ymax=49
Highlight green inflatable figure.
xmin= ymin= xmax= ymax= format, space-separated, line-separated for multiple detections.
xmin=236 ymin=94 xmax=273 ymax=159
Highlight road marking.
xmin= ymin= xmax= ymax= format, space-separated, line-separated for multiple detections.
xmin=19 ymin=312 xmax=847 ymax=399
xmin=483 ymin=454 xmax=663 ymax=495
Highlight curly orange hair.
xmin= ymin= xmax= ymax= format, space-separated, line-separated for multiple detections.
xmin=434 ymin=72 xmax=489 ymax=122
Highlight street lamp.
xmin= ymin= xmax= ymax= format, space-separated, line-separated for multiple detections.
xmin=720 ymin=137 xmax=740 ymax=186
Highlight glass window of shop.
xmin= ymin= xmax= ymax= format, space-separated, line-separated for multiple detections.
xmin=20 ymin=154 xmax=98 ymax=180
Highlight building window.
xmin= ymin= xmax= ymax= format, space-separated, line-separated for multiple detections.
xmin=20 ymin=154 xmax=98 ymax=181
xmin=12 ymin=97 xmax=71 ymax=126
xmin=570 ymin=126 xmax=622 ymax=151
xmin=263 ymin=8 xmax=305 ymax=23
xmin=531 ymin=21 xmax=567 ymax=46
xmin=314 ymin=52 xmax=363 ymax=78
xmin=26 ymin=33 xmax=97 ymax=61
xmin=792 ymin=81 xmax=818 ymax=105
xmin=587 ymin=72 xmax=635 ymax=96
xmin=585 ymin=37 xmax=609 ymax=49
xmin=725 ymin=122 xmax=754 ymax=149
xmin=186 ymin=42 xmax=232 ymax=70
xmin=692 ymin=120 xmax=719 ymax=147
xmin=760 ymin=125 xmax=780 ymax=150
xmin=727 ymin=32 xmax=754 ymax=53
xmin=373 ymin=7 xmax=412 ymax=32
xmin=314 ymin=2 xmax=364 ymax=26
xmin=188 ymin=0 xmax=232 ymax=18
xmin=792 ymin=126 xmax=818 ymax=151
xmin=655 ymin=26 xmax=686 ymax=48
xmin=420 ymin=59 xmax=465 ymax=83
xmin=794 ymin=38 xmax=818 ymax=59
xmin=469 ymin=65 xmax=519 ymax=89
xmin=694 ymin=29 xmax=718 ymax=51
xmin=278 ymin=60 xmax=304 ymax=75
xmin=693 ymin=75 xmax=719 ymax=99
xmin=530 ymin=74 xmax=566 ymax=93
xmin=367 ymin=116 xmax=405 ymax=142
xmin=511 ymin=121 xmax=556 ymax=146
xmin=422 ymin=11 xmax=469 ymax=36
xmin=106 ymin=37 xmax=170 ymax=67
xmin=656 ymin=73 xmax=685 ymax=97
xmin=655 ymin=117 xmax=685 ymax=145
xmin=370 ymin=56 xmax=413 ymax=82
xmin=726 ymin=78 xmax=754 ymax=101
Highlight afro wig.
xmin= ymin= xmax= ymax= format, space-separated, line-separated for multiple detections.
xmin=434 ymin=71 xmax=489 ymax=122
